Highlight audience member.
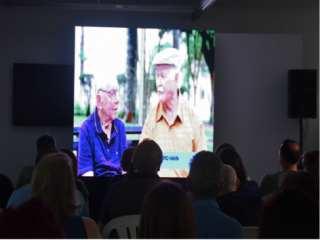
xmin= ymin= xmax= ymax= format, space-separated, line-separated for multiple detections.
xmin=16 ymin=135 xmax=57 ymax=189
xmin=218 ymin=148 xmax=261 ymax=197
xmin=259 ymin=188 xmax=319 ymax=239
xmin=259 ymin=139 xmax=300 ymax=196
xmin=0 ymin=198 xmax=65 ymax=238
xmin=99 ymin=140 xmax=162 ymax=235
xmin=7 ymin=152 xmax=89 ymax=218
xmin=0 ymin=173 xmax=14 ymax=210
xmin=279 ymin=170 xmax=319 ymax=199
xmin=109 ymin=146 xmax=136 ymax=187
xmin=139 ymin=180 xmax=196 ymax=238
xmin=302 ymin=150 xmax=319 ymax=179
xmin=215 ymin=142 xmax=235 ymax=155
xmin=187 ymin=151 xmax=244 ymax=238
xmin=60 ymin=148 xmax=89 ymax=203
xmin=217 ymin=165 xmax=262 ymax=226
xmin=30 ymin=152 xmax=101 ymax=239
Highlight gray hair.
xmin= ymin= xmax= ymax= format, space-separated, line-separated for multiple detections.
xmin=189 ymin=151 xmax=224 ymax=199
xmin=221 ymin=165 xmax=238 ymax=194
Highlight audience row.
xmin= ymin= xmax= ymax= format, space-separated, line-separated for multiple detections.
xmin=0 ymin=135 xmax=318 ymax=238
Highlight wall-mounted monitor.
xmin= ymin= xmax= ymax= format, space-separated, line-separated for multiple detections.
xmin=74 ymin=26 xmax=215 ymax=178
xmin=13 ymin=63 xmax=74 ymax=126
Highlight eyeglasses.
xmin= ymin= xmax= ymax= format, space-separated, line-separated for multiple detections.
xmin=98 ymin=89 xmax=119 ymax=100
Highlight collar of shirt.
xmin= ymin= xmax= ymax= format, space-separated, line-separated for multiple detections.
xmin=129 ymin=172 xmax=160 ymax=180
xmin=156 ymin=92 xmax=183 ymax=124
xmin=192 ymin=199 xmax=221 ymax=210
xmin=94 ymin=108 xmax=118 ymax=141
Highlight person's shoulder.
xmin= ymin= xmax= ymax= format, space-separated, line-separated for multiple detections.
xmin=180 ymin=98 xmax=202 ymax=123
xmin=82 ymin=217 xmax=102 ymax=239
xmin=114 ymin=118 xmax=125 ymax=130
xmin=80 ymin=113 xmax=95 ymax=130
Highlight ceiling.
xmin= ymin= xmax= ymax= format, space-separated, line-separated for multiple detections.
xmin=0 ymin=0 xmax=318 ymax=15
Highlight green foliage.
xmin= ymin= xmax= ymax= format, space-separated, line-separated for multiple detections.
xmin=117 ymin=73 xmax=126 ymax=85
xmin=74 ymin=104 xmax=85 ymax=116
xmin=118 ymin=110 xmax=125 ymax=119
xmin=79 ymin=72 xmax=94 ymax=87
xmin=78 ymin=48 xmax=87 ymax=62
xmin=180 ymin=85 xmax=187 ymax=95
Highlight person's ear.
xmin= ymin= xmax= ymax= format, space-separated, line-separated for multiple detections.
xmin=186 ymin=176 xmax=192 ymax=192
xmin=216 ymin=180 xmax=225 ymax=196
xmin=96 ymin=94 xmax=102 ymax=108
xmin=175 ymin=73 xmax=179 ymax=83
xmin=236 ymin=178 xmax=240 ymax=190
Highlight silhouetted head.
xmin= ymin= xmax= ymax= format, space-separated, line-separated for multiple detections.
xmin=36 ymin=135 xmax=56 ymax=153
xmin=214 ymin=143 xmax=235 ymax=155
xmin=30 ymin=153 xmax=80 ymax=219
xmin=218 ymin=148 xmax=247 ymax=184
xmin=279 ymin=139 xmax=300 ymax=165
xmin=0 ymin=198 xmax=65 ymax=238
xmin=279 ymin=171 xmax=319 ymax=199
xmin=139 ymin=180 xmax=196 ymax=239
xmin=188 ymin=151 xmax=224 ymax=200
xmin=303 ymin=150 xmax=319 ymax=179
xmin=133 ymin=140 xmax=163 ymax=174
xmin=259 ymin=188 xmax=319 ymax=239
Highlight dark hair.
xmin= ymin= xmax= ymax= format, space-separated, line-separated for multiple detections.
xmin=133 ymin=140 xmax=162 ymax=173
xmin=60 ymin=148 xmax=79 ymax=179
xmin=35 ymin=149 xmax=59 ymax=165
xmin=121 ymin=147 xmax=135 ymax=172
xmin=36 ymin=135 xmax=56 ymax=153
xmin=303 ymin=150 xmax=319 ymax=179
xmin=280 ymin=139 xmax=300 ymax=164
xmin=280 ymin=171 xmax=319 ymax=199
xmin=0 ymin=198 xmax=65 ymax=238
xmin=218 ymin=148 xmax=247 ymax=184
xmin=215 ymin=143 xmax=235 ymax=155
xmin=139 ymin=180 xmax=196 ymax=239
xmin=189 ymin=151 xmax=224 ymax=199
xmin=259 ymin=188 xmax=319 ymax=239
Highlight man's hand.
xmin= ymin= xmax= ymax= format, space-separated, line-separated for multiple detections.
xmin=81 ymin=171 xmax=94 ymax=177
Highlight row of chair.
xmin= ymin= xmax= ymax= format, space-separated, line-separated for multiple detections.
xmin=102 ymin=215 xmax=259 ymax=239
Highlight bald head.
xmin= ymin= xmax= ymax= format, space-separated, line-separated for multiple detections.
xmin=279 ymin=139 xmax=301 ymax=165
xmin=219 ymin=165 xmax=238 ymax=197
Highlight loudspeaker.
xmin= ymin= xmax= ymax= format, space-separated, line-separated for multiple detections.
xmin=288 ymin=70 xmax=317 ymax=118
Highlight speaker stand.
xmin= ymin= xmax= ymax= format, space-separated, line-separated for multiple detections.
xmin=298 ymin=117 xmax=303 ymax=170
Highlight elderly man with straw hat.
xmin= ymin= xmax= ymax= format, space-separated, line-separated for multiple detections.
xmin=139 ymin=48 xmax=207 ymax=177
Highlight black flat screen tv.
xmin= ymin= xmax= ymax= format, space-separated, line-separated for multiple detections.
xmin=13 ymin=63 xmax=74 ymax=126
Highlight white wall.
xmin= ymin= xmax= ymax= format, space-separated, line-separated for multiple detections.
xmin=0 ymin=6 xmax=318 ymax=184
xmin=215 ymin=33 xmax=302 ymax=181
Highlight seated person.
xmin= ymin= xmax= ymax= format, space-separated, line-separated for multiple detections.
xmin=279 ymin=170 xmax=319 ymax=199
xmin=0 ymin=173 xmax=14 ymax=210
xmin=302 ymin=150 xmax=319 ymax=179
xmin=218 ymin=148 xmax=261 ymax=197
xmin=109 ymin=147 xmax=136 ymax=187
xmin=30 ymin=152 xmax=101 ymax=239
xmin=0 ymin=198 xmax=65 ymax=238
xmin=78 ymin=79 xmax=127 ymax=177
xmin=99 ymin=140 xmax=162 ymax=234
xmin=259 ymin=188 xmax=319 ymax=239
xmin=60 ymin=148 xmax=89 ymax=204
xmin=217 ymin=165 xmax=262 ymax=226
xmin=16 ymin=135 xmax=57 ymax=189
xmin=139 ymin=48 xmax=207 ymax=177
xmin=259 ymin=139 xmax=300 ymax=196
xmin=6 ymin=152 xmax=89 ymax=218
xmin=214 ymin=142 xmax=235 ymax=155
xmin=139 ymin=180 xmax=196 ymax=238
xmin=187 ymin=151 xmax=244 ymax=238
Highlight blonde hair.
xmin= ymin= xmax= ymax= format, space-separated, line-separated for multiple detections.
xmin=30 ymin=152 xmax=80 ymax=219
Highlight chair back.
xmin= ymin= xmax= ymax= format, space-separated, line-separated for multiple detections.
xmin=102 ymin=215 xmax=140 ymax=239
xmin=243 ymin=227 xmax=259 ymax=239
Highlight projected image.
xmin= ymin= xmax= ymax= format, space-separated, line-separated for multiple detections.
xmin=74 ymin=26 xmax=215 ymax=177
